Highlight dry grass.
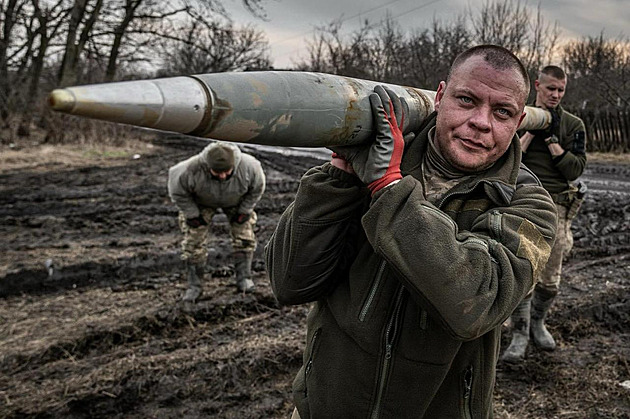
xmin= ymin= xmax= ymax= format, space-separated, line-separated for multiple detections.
xmin=0 ymin=142 xmax=162 ymax=173
xmin=587 ymin=151 xmax=630 ymax=164
xmin=0 ymin=112 xmax=160 ymax=173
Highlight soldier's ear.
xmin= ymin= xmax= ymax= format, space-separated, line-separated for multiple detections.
xmin=518 ymin=112 xmax=526 ymax=128
xmin=435 ymin=81 xmax=446 ymax=112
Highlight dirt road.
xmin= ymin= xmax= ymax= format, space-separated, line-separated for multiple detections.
xmin=1 ymin=136 xmax=628 ymax=418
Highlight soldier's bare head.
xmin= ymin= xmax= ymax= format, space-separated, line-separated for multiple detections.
xmin=448 ymin=44 xmax=530 ymax=105
xmin=434 ymin=44 xmax=529 ymax=173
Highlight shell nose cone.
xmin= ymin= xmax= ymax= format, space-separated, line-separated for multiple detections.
xmin=48 ymin=89 xmax=76 ymax=112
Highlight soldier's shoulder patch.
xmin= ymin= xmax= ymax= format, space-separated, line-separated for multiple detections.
xmin=516 ymin=218 xmax=551 ymax=281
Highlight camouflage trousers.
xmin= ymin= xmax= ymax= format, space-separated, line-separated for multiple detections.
xmin=178 ymin=208 xmax=257 ymax=265
xmin=538 ymin=203 xmax=573 ymax=294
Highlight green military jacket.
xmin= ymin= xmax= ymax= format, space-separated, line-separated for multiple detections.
xmin=520 ymin=105 xmax=587 ymax=195
xmin=167 ymin=142 xmax=266 ymax=218
xmin=265 ymin=114 xmax=557 ymax=418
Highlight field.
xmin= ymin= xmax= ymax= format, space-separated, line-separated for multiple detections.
xmin=1 ymin=135 xmax=629 ymax=418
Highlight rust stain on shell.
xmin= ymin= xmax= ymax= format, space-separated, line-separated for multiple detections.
xmin=326 ymin=76 xmax=364 ymax=144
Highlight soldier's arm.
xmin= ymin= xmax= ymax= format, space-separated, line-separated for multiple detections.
xmin=550 ymin=120 xmax=587 ymax=181
xmin=265 ymin=163 xmax=368 ymax=305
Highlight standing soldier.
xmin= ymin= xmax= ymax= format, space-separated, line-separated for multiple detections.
xmin=168 ymin=141 xmax=265 ymax=302
xmin=266 ymin=45 xmax=557 ymax=418
xmin=502 ymin=65 xmax=588 ymax=362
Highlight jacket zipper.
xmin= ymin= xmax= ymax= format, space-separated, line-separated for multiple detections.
xmin=490 ymin=210 xmax=503 ymax=241
xmin=359 ymin=260 xmax=387 ymax=322
xmin=370 ymin=286 xmax=406 ymax=419
xmin=463 ymin=365 xmax=474 ymax=419
xmin=304 ymin=329 xmax=321 ymax=396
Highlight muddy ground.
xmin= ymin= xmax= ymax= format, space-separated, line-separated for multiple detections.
xmin=0 ymin=134 xmax=628 ymax=418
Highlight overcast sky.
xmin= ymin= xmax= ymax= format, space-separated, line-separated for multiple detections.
xmin=224 ymin=0 xmax=630 ymax=69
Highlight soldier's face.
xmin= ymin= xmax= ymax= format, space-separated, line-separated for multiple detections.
xmin=535 ymin=73 xmax=566 ymax=110
xmin=434 ymin=55 xmax=527 ymax=173
xmin=210 ymin=167 xmax=233 ymax=181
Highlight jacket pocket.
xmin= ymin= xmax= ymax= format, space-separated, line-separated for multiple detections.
xmin=461 ymin=365 xmax=474 ymax=419
xmin=304 ymin=328 xmax=322 ymax=396
xmin=358 ymin=260 xmax=387 ymax=322
xmin=399 ymin=302 xmax=462 ymax=364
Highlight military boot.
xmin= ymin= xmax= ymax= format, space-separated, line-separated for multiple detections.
xmin=233 ymin=251 xmax=255 ymax=293
xmin=182 ymin=261 xmax=204 ymax=302
xmin=501 ymin=296 xmax=531 ymax=364
xmin=531 ymin=287 xmax=557 ymax=350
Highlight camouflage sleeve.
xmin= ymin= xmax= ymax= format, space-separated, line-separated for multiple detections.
xmin=167 ymin=164 xmax=200 ymax=219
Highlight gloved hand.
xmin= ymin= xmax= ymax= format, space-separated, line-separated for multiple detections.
xmin=529 ymin=107 xmax=560 ymax=138
xmin=231 ymin=212 xmax=251 ymax=224
xmin=330 ymin=85 xmax=406 ymax=195
xmin=186 ymin=215 xmax=207 ymax=228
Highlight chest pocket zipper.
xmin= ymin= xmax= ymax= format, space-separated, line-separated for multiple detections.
xmin=490 ymin=210 xmax=503 ymax=242
xmin=359 ymin=260 xmax=387 ymax=322
xmin=463 ymin=365 xmax=474 ymax=419
xmin=370 ymin=287 xmax=407 ymax=419
xmin=304 ymin=329 xmax=321 ymax=396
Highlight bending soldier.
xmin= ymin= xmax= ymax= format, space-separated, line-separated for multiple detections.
xmin=168 ymin=141 xmax=265 ymax=301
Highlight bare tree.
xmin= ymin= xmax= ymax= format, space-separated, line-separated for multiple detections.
xmin=298 ymin=18 xmax=399 ymax=81
xmin=298 ymin=16 xmax=471 ymax=89
xmin=156 ymin=8 xmax=271 ymax=75
xmin=18 ymin=0 xmax=67 ymax=136
xmin=520 ymin=3 xmax=560 ymax=70
xmin=298 ymin=0 xmax=561 ymax=92
xmin=57 ymin=0 xmax=103 ymax=86
xmin=562 ymin=33 xmax=630 ymax=108
xmin=469 ymin=0 xmax=530 ymax=52
xmin=0 ymin=0 xmax=28 ymax=123
xmin=404 ymin=16 xmax=471 ymax=89
xmin=469 ymin=0 xmax=560 ymax=71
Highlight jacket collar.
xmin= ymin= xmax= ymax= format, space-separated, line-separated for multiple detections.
xmin=401 ymin=112 xmax=522 ymax=206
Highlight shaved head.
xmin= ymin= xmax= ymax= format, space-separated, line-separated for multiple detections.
xmin=448 ymin=44 xmax=530 ymax=104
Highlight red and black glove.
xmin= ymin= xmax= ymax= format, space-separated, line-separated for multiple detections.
xmin=230 ymin=213 xmax=251 ymax=224
xmin=331 ymin=85 xmax=406 ymax=195
xmin=186 ymin=215 xmax=207 ymax=228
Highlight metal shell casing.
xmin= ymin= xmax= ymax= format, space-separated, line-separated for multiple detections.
xmin=48 ymin=71 xmax=549 ymax=147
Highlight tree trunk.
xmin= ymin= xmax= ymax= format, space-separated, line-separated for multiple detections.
xmin=105 ymin=0 xmax=141 ymax=82
xmin=58 ymin=0 xmax=87 ymax=87
xmin=18 ymin=3 xmax=50 ymax=137
xmin=0 ymin=0 xmax=22 ymax=123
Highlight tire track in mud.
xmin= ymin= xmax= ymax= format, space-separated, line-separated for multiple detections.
xmin=1 ymin=291 xmax=281 ymax=373
xmin=0 ymin=278 xmax=305 ymax=418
